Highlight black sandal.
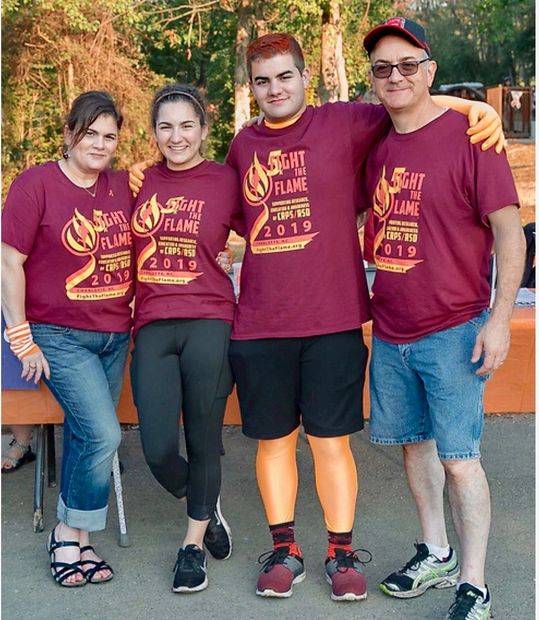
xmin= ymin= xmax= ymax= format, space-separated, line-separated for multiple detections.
xmin=47 ymin=527 xmax=86 ymax=587
xmin=1 ymin=439 xmax=36 ymax=473
xmin=80 ymin=545 xmax=114 ymax=583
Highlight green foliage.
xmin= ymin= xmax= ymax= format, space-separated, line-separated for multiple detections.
xmin=1 ymin=0 xmax=161 ymax=196
xmin=414 ymin=0 xmax=535 ymax=88
xmin=141 ymin=3 xmax=237 ymax=161
xmin=256 ymin=0 xmax=322 ymax=102
xmin=2 ymin=0 xmax=534 ymax=193
xmin=340 ymin=0 xmax=400 ymax=96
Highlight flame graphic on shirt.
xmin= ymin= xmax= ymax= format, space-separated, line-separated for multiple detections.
xmin=243 ymin=150 xmax=286 ymax=252
xmin=61 ymin=209 xmax=99 ymax=298
xmin=244 ymin=153 xmax=273 ymax=206
xmin=131 ymin=193 xmax=203 ymax=285
xmin=132 ymin=193 xmax=163 ymax=236
xmin=372 ymin=166 xmax=402 ymax=259
xmin=131 ymin=193 xmax=164 ymax=272
xmin=372 ymin=166 xmax=423 ymax=273
xmin=60 ymin=208 xmax=131 ymax=300
xmin=62 ymin=209 xmax=99 ymax=255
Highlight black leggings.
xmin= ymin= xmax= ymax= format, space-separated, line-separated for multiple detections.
xmin=130 ymin=318 xmax=233 ymax=520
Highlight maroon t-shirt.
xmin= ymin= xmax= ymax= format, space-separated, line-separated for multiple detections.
xmin=227 ymin=102 xmax=390 ymax=340
xmin=363 ymin=110 xmax=520 ymax=343
xmin=131 ymin=160 xmax=242 ymax=333
xmin=2 ymin=161 xmax=134 ymax=332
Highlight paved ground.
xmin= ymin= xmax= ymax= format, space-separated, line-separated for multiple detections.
xmin=1 ymin=415 xmax=534 ymax=620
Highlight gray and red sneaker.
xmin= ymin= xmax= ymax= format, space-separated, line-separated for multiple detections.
xmin=256 ymin=543 xmax=306 ymax=598
xmin=325 ymin=548 xmax=371 ymax=601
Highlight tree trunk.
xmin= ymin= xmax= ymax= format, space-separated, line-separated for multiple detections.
xmin=335 ymin=27 xmax=348 ymax=101
xmin=318 ymin=0 xmax=348 ymax=104
xmin=67 ymin=61 xmax=75 ymax=107
xmin=254 ymin=0 xmax=268 ymax=37
xmin=234 ymin=0 xmax=252 ymax=135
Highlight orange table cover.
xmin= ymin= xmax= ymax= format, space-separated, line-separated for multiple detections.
xmin=2 ymin=308 xmax=534 ymax=426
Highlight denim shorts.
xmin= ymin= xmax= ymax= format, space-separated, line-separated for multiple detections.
xmin=369 ymin=311 xmax=490 ymax=460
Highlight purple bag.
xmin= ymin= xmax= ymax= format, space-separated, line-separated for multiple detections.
xmin=1 ymin=315 xmax=39 ymax=390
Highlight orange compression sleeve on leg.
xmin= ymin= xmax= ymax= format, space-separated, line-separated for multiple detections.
xmin=256 ymin=428 xmax=300 ymax=526
xmin=307 ymin=434 xmax=358 ymax=533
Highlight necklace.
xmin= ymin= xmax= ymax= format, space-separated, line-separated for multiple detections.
xmin=58 ymin=160 xmax=99 ymax=198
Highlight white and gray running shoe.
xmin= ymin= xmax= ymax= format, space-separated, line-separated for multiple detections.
xmin=380 ymin=542 xmax=459 ymax=598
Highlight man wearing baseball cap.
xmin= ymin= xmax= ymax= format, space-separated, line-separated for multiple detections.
xmin=361 ymin=17 xmax=524 ymax=620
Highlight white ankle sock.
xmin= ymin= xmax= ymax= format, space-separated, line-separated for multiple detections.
xmin=424 ymin=541 xmax=451 ymax=561
xmin=457 ymin=581 xmax=488 ymax=600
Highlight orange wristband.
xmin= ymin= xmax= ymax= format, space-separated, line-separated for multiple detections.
xmin=4 ymin=321 xmax=41 ymax=360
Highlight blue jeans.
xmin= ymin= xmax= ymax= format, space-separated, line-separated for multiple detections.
xmin=369 ymin=311 xmax=489 ymax=460
xmin=31 ymin=324 xmax=129 ymax=531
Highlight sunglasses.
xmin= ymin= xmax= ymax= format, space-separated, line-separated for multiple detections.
xmin=371 ymin=58 xmax=430 ymax=79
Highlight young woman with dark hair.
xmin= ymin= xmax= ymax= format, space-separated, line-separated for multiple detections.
xmin=129 ymin=83 xmax=243 ymax=593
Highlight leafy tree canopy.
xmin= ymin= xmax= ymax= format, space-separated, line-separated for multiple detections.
xmin=2 ymin=0 xmax=534 ymax=195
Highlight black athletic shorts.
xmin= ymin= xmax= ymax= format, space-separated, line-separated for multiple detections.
xmin=229 ymin=329 xmax=368 ymax=439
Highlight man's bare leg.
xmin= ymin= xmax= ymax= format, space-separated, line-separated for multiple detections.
xmin=403 ymin=440 xmax=449 ymax=547
xmin=443 ymin=458 xmax=490 ymax=588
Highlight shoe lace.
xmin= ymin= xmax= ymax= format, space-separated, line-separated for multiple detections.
xmin=173 ymin=547 xmax=201 ymax=573
xmin=257 ymin=545 xmax=296 ymax=571
xmin=333 ymin=547 xmax=373 ymax=572
xmin=447 ymin=589 xmax=481 ymax=620
xmin=401 ymin=541 xmax=429 ymax=573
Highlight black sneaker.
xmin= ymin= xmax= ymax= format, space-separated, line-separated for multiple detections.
xmin=203 ymin=497 xmax=232 ymax=560
xmin=446 ymin=583 xmax=492 ymax=619
xmin=172 ymin=545 xmax=208 ymax=593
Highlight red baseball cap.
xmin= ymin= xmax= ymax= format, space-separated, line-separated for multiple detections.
xmin=363 ymin=17 xmax=431 ymax=55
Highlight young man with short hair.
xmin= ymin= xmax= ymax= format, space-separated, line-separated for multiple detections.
xmin=227 ymin=34 xmax=386 ymax=601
